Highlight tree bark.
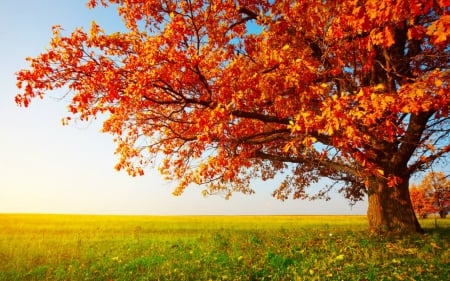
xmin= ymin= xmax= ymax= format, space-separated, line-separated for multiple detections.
xmin=367 ymin=175 xmax=424 ymax=235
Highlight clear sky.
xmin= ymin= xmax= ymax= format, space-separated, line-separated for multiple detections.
xmin=0 ymin=0 xmax=367 ymax=215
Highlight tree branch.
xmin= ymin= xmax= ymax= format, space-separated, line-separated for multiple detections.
xmin=233 ymin=128 xmax=291 ymax=144
xmin=231 ymin=110 xmax=290 ymax=124
xmin=228 ymin=7 xmax=258 ymax=30
xmin=254 ymin=150 xmax=360 ymax=177
xmin=392 ymin=111 xmax=435 ymax=170
xmin=407 ymin=145 xmax=450 ymax=175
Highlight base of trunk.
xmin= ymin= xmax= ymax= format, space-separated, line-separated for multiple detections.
xmin=367 ymin=176 xmax=424 ymax=235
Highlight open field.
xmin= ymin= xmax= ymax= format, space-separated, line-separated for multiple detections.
xmin=0 ymin=214 xmax=448 ymax=280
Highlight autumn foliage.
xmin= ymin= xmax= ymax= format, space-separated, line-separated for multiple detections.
xmin=410 ymin=171 xmax=450 ymax=218
xmin=16 ymin=0 xmax=449 ymax=233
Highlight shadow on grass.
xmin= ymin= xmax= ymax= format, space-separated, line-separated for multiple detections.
xmin=421 ymin=218 xmax=450 ymax=238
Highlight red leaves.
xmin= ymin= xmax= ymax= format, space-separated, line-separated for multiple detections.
xmin=407 ymin=25 xmax=426 ymax=40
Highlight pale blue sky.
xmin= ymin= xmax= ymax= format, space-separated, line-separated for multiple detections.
xmin=0 ymin=0 xmax=367 ymax=215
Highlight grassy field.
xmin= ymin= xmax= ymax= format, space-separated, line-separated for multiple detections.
xmin=0 ymin=214 xmax=448 ymax=281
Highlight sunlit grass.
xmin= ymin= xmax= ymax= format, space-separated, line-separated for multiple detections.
xmin=0 ymin=214 xmax=448 ymax=280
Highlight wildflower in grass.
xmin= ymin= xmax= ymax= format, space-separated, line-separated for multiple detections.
xmin=111 ymin=256 xmax=121 ymax=262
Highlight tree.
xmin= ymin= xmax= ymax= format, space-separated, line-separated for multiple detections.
xmin=15 ymin=0 xmax=450 ymax=234
xmin=411 ymin=171 xmax=450 ymax=218
xmin=410 ymin=184 xmax=435 ymax=219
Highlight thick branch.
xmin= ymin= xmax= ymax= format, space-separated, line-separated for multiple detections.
xmin=407 ymin=145 xmax=450 ymax=175
xmin=254 ymin=150 xmax=359 ymax=177
xmin=231 ymin=110 xmax=290 ymax=124
xmin=233 ymin=128 xmax=291 ymax=144
xmin=392 ymin=111 xmax=435 ymax=171
xmin=228 ymin=7 xmax=258 ymax=30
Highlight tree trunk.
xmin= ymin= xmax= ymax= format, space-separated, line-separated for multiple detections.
xmin=367 ymin=175 xmax=424 ymax=235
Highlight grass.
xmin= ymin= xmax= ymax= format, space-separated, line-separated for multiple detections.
xmin=0 ymin=214 xmax=448 ymax=280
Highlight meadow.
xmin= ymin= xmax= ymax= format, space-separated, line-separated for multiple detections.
xmin=0 ymin=214 xmax=448 ymax=281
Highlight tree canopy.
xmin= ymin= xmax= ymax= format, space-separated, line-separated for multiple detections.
xmin=410 ymin=171 xmax=450 ymax=218
xmin=16 ymin=0 xmax=449 ymax=233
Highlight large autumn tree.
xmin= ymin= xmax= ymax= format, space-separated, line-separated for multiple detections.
xmin=16 ymin=0 xmax=449 ymax=234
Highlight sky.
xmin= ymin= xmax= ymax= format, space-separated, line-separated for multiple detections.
xmin=0 ymin=0 xmax=367 ymax=215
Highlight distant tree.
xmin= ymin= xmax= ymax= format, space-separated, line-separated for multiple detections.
xmin=410 ymin=184 xmax=435 ymax=219
xmin=15 ymin=0 xmax=450 ymax=234
xmin=411 ymin=171 xmax=450 ymax=219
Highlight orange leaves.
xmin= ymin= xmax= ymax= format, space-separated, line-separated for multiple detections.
xmin=88 ymin=21 xmax=102 ymax=40
xmin=409 ymin=185 xmax=433 ymax=218
xmin=387 ymin=175 xmax=402 ymax=188
xmin=426 ymin=14 xmax=450 ymax=46
xmin=397 ymin=69 xmax=449 ymax=115
xmin=369 ymin=25 xmax=395 ymax=48
xmin=86 ymin=0 xmax=108 ymax=9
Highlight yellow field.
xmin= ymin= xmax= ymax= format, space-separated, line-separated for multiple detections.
xmin=0 ymin=214 xmax=448 ymax=280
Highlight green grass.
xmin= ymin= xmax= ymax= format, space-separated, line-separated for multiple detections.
xmin=0 ymin=214 xmax=448 ymax=280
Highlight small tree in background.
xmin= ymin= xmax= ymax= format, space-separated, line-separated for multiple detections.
xmin=411 ymin=171 xmax=450 ymax=219
xmin=410 ymin=184 xmax=435 ymax=219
